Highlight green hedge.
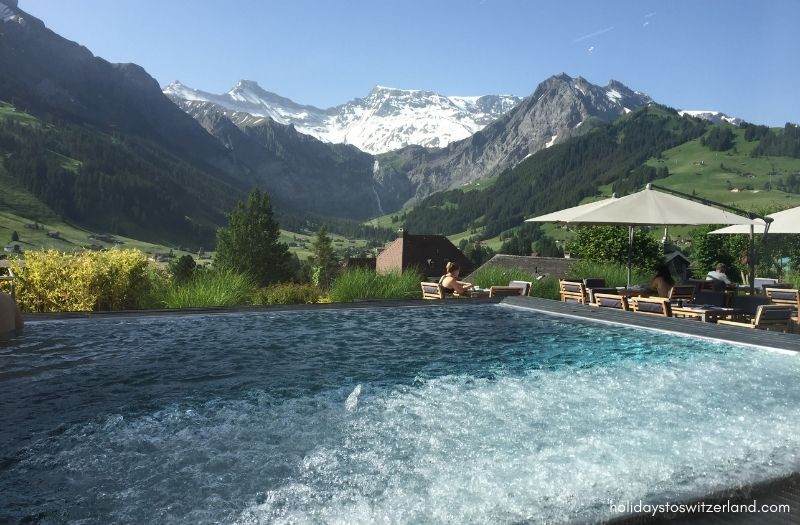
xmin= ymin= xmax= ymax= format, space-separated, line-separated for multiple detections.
xmin=161 ymin=268 xmax=254 ymax=308
xmin=329 ymin=268 xmax=421 ymax=302
xmin=253 ymin=283 xmax=320 ymax=305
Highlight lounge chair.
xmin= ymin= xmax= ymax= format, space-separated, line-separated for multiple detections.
xmin=508 ymin=280 xmax=533 ymax=296
xmin=765 ymin=288 xmax=799 ymax=322
xmin=559 ymin=279 xmax=587 ymax=304
xmin=717 ymin=305 xmax=793 ymax=332
xmin=583 ymin=278 xmax=607 ymax=289
xmin=630 ymin=296 xmax=672 ymax=317
xmin=693 ymin=290 xmax=726 ymax=307
xmin=587 ymin=287 xmax=620 ymax=304
xmin=420 ymin=281 xmax=445 ymax=300
xmin=593 ymin=293 xmax=630 ymax=311
xmin=489 ymin=286 xmax=524 ymax=298
xmin=754 ymin=278 xmax=779 ymax=292
xmin=731 ymin=295 xmax=770 ymax=318
xmin=668 ymin=285 xmax=695 ymax=304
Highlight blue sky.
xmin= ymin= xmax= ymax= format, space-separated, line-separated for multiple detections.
xmin=19 ymin=0 xmax=800 ymax=126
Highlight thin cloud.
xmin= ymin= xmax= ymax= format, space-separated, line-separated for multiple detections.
xmin=573 ymin=26 xmax=615 ymax=43
xmin=643 ymin=21 xmax=650 ymax=27
xmin=644 ymin=12 xmax=656 ymax=18
xmin=588 ymin=46 xmax=595 ymax=54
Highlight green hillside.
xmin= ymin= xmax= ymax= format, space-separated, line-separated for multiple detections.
xmin=644 ymin=126 xmax=800 ymax=212
xmin=0 ymin=102 xmax=243 ymax=249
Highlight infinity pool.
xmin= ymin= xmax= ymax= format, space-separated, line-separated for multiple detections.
xmin=1 ymin=304 xmax=799 ymax=524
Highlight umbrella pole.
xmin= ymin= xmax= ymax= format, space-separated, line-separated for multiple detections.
xmin=627 ymin=225 xmax=633 ymax=288
xmin=749 ymin=223 xmax=755 ymax=295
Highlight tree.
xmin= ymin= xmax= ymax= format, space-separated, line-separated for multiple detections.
xmin=568 ymin=225 xmax=662 ymax=271
xmin=10 ymin=231 xmax=19 ymax=242
xmin=215 ymin=189 xmax=291 ymax=286
xmin=169 ymin=254 xmax=196 ymax=284
xmin=308 ymin=226 xmax=338 ymax=289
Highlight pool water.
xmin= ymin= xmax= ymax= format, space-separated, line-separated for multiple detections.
xmin=1 ymin=304 xmax=799 ymax=524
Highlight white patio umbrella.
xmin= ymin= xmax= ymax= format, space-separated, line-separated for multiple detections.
xmin=525 ymin=184 xmax=758 ymax=286
xmin=708 ymin=204 xmax=800 ymax=234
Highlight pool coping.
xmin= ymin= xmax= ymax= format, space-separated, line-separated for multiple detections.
xmin=501 ymin=296 xmax=800 ymax=354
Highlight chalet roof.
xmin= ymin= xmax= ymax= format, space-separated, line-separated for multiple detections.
xmin=664 ymin=251 xmax=691 ymax=264
xmin=466 ymin=254 xmax=575 ymax=280
xmin=381 ymin=231 xmax=473 ymax=276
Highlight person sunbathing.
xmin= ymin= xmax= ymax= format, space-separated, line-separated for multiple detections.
xmin=438 ymin=261 xmax=474 ymax=296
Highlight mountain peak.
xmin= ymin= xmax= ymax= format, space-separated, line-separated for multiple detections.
xmin=231 ymin=79 xmax=264 ymax=93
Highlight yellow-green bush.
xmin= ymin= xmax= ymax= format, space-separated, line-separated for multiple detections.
xmin=253 ymin=282 xmax=320 ymax=305
xmin=11 ymin=249 xmax=151 ymax=312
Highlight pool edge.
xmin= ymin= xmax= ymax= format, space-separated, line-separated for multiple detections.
xmin=501 ymin=296 xmax=800 ymax=355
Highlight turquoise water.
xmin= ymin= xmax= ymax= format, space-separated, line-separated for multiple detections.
xmin=1 ymin=304 xmax=799 ymax=524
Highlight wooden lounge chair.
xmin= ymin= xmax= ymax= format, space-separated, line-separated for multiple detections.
xmin=508 ymin=280 xmax=533 ymax=296
xmin=489 ymin=286 xmax=524 ymax=298
xmin=559 ymin=279 xmax=587 ymax=304
xmin=630 ymin=296 xmax=672 ymax=317
xmin=765 ymin=288 xmax=799 ymax=328
xmin=592 ymin=293 xmax=630 ymax=311
xmin=668 ymin=285 xmax=695 ymax=304
xmin=420 ymin=281 xmax=445 ymax=300
xmin=717 ymin=304 xmax=793 ymax=332
xmin=583 ymin=277 xmax=607 ymax=289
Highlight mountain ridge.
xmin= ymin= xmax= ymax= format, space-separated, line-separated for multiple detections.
xmin=164 ymin=80 xmax=522 ymax=155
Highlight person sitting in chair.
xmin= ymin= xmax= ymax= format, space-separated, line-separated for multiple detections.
xmin=706 ymin=262 xmax=733 ymax=288
xmin=649 ymin=264 xmax=675 ymax=298
xmin=438 ymin=261 xmax=474 ymax=296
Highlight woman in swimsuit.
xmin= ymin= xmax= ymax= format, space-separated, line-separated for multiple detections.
xmin=438 ymin=261 xmax=474 ymax=296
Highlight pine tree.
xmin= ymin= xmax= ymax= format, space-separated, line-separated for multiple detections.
xmin=10 ymin=231 xmax=19 ymax=242
xmin=308 ymin=226 xmax=338 ymax=289
xmin=215 ymin=189 xmax=291 ymax=286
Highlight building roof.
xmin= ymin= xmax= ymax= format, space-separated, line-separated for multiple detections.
xmin=466 ymin=254 xmax=575 ymax=279
xmin=377 ymin=230 xmax=473 ymax=277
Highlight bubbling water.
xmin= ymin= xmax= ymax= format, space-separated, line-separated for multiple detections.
xmin=234 ymin=350 xmax=800 ymax=524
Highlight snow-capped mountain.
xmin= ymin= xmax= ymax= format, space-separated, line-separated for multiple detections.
xmin=373 ymin=73 xmax=655 ymax=202
xmin=678 ymin=110 xmax=743 ymax=126
xmin=164 ymin=80 xmax=521 ymax=155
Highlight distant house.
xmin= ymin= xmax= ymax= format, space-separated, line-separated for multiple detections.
xmin=3 ymin=242 xmax=22 ymax=254
xmin=664 ymin=250 xmax=692 ymax=282
xmin=376 ymin=229 xmax=473 ymax=278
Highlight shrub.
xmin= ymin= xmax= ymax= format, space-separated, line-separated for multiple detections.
xmin=567 ymin=225 xmax=662 ymax=272
xmin=469 ymin=266 xmax=537 ymax=288
xmin=169 ymin=254 xmax=197 ymax=284
xmin=329 ymin=268 xmax=421 ymax=302
xmin=784 ymin=271 xmax=800 ymax=289
xmin=12 ymin=249 xmax=151 ymax=312
xmin=468 ymin=266 xmax=561 ymax=300
xmin=529 ymin=277 xmax=561 ymax=300
xmin=162 ymin=268 xmax=254 ymax=308
xmin=253 ymin=282 xmax=320 ymax=305
xmin=565 ymin=260 xmax=651 ymax=288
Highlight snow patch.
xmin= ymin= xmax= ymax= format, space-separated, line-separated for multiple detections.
xmin=678 ymin=110 xmax=743 ymax=126
xmin=545 ymin=134 xmax=558 ymax=148
xmin=606 ymin=89 xmax=622 ymax=103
